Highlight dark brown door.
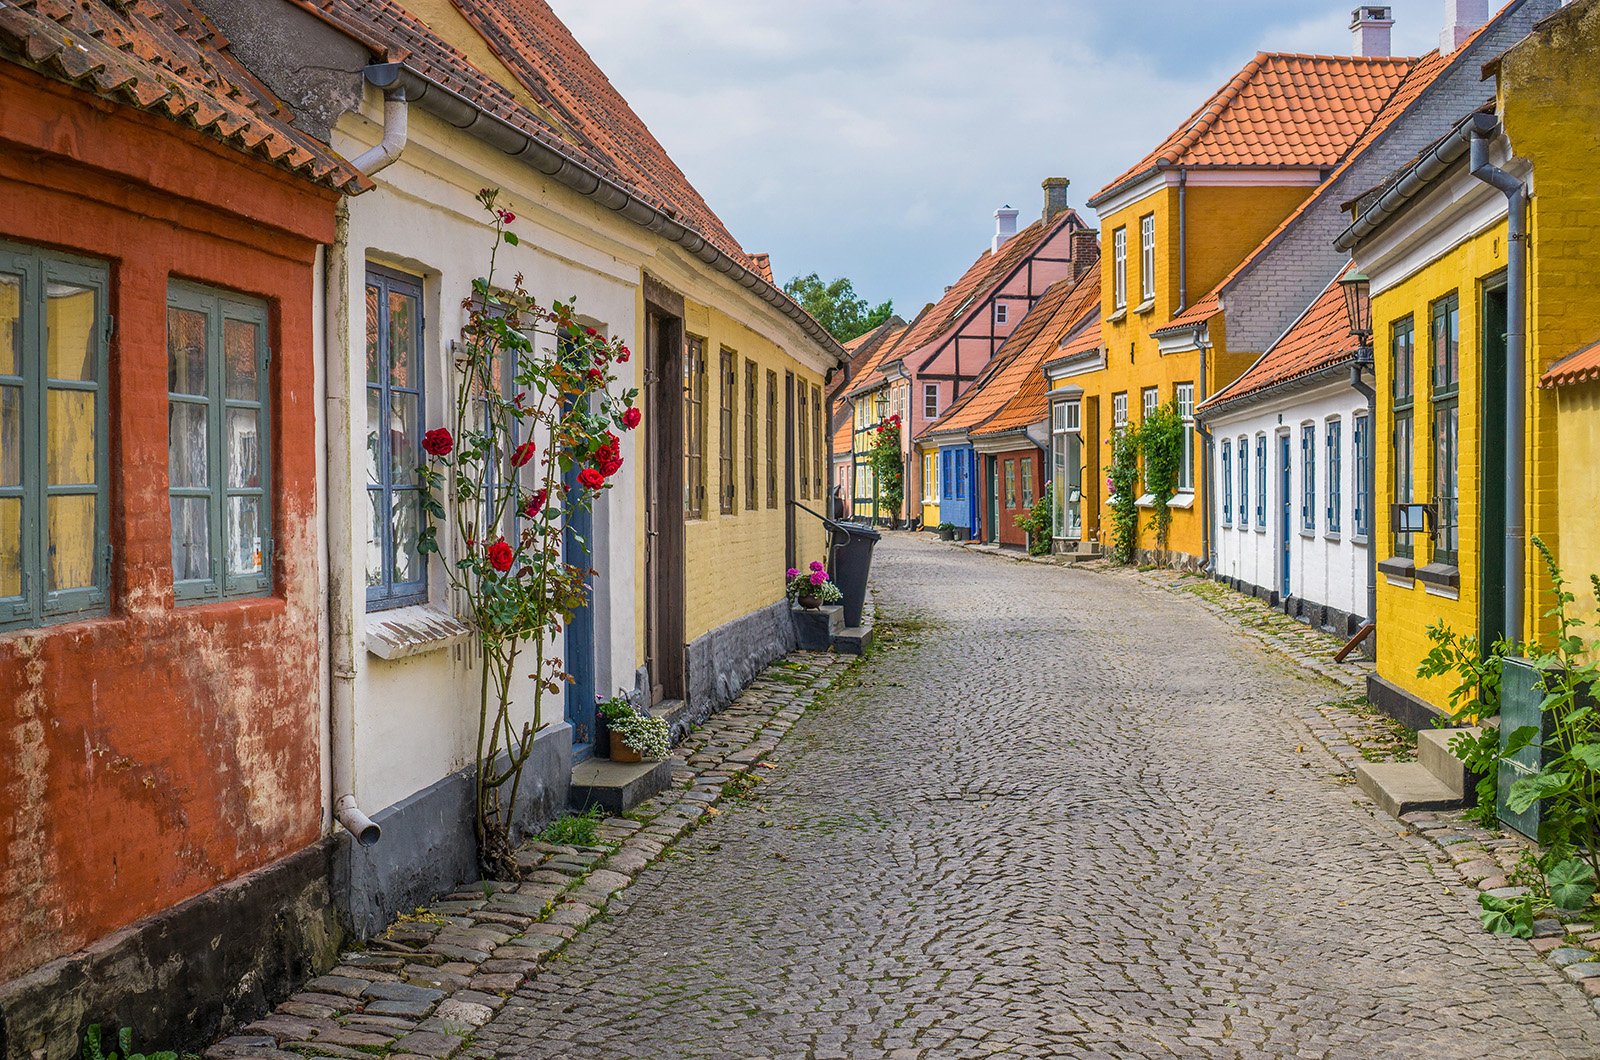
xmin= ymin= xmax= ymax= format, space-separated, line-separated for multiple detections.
xmin=785 ymin=371 xmax=797 ymax=569
xmin=644 ymin=308 xmax=685 ymax=705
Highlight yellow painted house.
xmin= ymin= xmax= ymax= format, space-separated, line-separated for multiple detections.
xmin=1076 ymin=51 xmax=1415 ymax=565
xmin=1338 ymin=0 xmax=1600 ymax=722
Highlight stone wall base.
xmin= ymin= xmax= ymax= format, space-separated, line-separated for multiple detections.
xmin=0 ymin=840 xmax=343 ymax=1060
xmin=1367 ymin=673 xmax=1447 ymax=732
xmin=1213 ymin=573 xmax=1375 ymax=661
xmin=677 ymin=598 xmax=798 ymax=743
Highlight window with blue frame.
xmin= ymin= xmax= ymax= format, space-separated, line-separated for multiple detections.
xmin=955 ymin=450 xmax=966 ymax=500
xmin=1237 ymin=435 xmax=1248 ymax=526
xmin=0 ymin=241 xmax=111 ymax=632
xmin=168 ymin=283 xmax=272 ymax=603
xmin=1300 ymin=424 xmax=1315 ymax=532
xmin=1325 ymin=418 xmax=1342 ymax=535
xmin=1353 ymin=413 xmax=1370 ymax=539
xmin=941 ymin=449 xmax=952 ymax=499
xmin=365 ymin=265 xmax=427 ymax=610
xmin=1221 ymin=440 xmax=1232 ymax=525
xmin=1255 ymin=434 xmax=1266 ymax=527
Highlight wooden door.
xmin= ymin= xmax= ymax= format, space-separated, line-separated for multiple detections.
xmin=644 ymin=307 xmax=685 ymax=705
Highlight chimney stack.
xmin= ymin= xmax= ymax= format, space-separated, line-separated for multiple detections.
xmin=1440 ymin=0 xmax=1488 ymax=53
xmin=1070 ymin=228 xmax=1100 ymax=280
xmin=1350 ymin=5 xmax=1393 ymax=57
xmin=993 ymin=206 xmax=1018 ymax=253
xmin=1042 ymin=177 xmax=1071 ymax=223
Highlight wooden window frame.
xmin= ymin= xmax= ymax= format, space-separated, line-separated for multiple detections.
xmin=365 ymin=265 xmax=428 ymax=611
xmin=1175 ymin=382 xmax=1194 ymax=491
xmin=1325 ymin=417 xmax=1342 ymax=536
xmin=1139 ymin=213 xmax=1155 ymax=302
xmin=1300 ymin=423 xmax=1316 ymax=533
xmin=1003 ymin=459 xmax=1016 ymax=509
xmin=1020 ymin=456 xmax=1034 ymax=509
xmin=168 ymin=281 xmax=273 ymax=604
xmin=1430 ymin=293 xmax=1460 ymax=565
xmin=684 ymin=336 xmax=707 ymax=519
xmin=811 ymin=385 xmax=823 ymax=501
xmin=1237 ymin=435 xmax=1248 ymax=527
xmin=1221 ymin=440 xmax=1233 ymax=526
xmin=1353 ymin=412 xmax=1369 ymax=539
xmin=923 ymin=382 xmax=939 ymax=420
xmin=1112 ymin=227 xmax=1127 ymax=309
xmin=718 ymin=347 xmax=735 ymax=515
xmin=1391 ymin=316 xmax=1416 ymax=558
xmin=744 ymin=360 xmax=757 ymax=510
xmin=796 ymin=377 xmax=810 ymax=501
xmin=765 ymin=369 xmax=777 ymax=509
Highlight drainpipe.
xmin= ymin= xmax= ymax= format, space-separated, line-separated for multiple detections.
xmin=1349 ymin=360 xmax=1378 ymax=627
xmin=350 ymin=86 xmax=409 ymax=176
xmin=1195 ymin=324 xmax=1212 ymax=571
xmin=1177 ymin=168 xmax=1188 ymax=313
xmin=324 ymin=203 xmax=380 ymax=847
xmin=1469 ymin=120 xmax=1526 ymax=648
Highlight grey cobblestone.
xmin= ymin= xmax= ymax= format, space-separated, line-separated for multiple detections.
xmin=469 ymin=532 xmax=1600 ymax=1058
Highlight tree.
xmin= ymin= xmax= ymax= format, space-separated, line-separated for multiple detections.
xmin=784 ymin=273 xmax=894 ymax=343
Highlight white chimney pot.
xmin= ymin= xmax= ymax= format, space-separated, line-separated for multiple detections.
xmin=993 ymin=206 xmax=1019 ymax=253
xmin=1350 ymin=5 xmax=1394 ymax=57
xmin=1441 ymin=0 xmax=1489 ymax=53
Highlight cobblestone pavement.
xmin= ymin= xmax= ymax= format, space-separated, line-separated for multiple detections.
xmin=475 ymin=533 xmax=1600 ymax=1059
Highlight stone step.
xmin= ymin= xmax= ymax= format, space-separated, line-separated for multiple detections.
xmin=1355 ymin=761 xmax=1465 ymax=819
xmin=569 ymin=758 xmax=672 ymax=815
xmin=1416 ymin=726 xmax=1485 ymax=798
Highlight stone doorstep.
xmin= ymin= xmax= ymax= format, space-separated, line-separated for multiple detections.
xmin=1416 ymin=726 xmax=1486 ymax=798
xmin=1354 ymin=761 xmax=1465 ymax=819
xmin=568 ymin=757 xmax=673 ymax=815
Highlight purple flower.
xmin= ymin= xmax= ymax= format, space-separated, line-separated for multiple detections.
xmin=786 ymin=568 xmax=799 ymax=580
xmin=809 ymin=570 xmax=827 ymax=586
xmin=809 ymin=561 xmax=824 ymax=572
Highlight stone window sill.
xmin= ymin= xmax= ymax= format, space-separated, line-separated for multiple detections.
xmin=1325 ymin=532 xmax=1341 ymax=543
xmin=367 ymin=604 xmax=474 ymax=660
xmin=1416 ymin=562 xmax=1461 ymax=590
xmin=1135 ymin=493 xmax=1155 ymax=508
xmin=1300 ymin=529 xmax=1316 ymax=539
xmin=1376 ymin=556 xmax=1415 ymax=580
xmin=1168 ymin=492 xmax=1195 ymax=509
xmin=1109 ymin=307 xmax=1127 ymax=323
xmin=1133 ymin=297 xmax=1156 ymax=316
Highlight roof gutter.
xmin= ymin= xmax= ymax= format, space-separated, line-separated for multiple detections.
xmin=1194 ymin=356 xmax=1356 ymax=422
xmin=361 ymin=63 xmax=845 ymax=363
xmin=1333 ymin=111 xmax=1496 ymax=252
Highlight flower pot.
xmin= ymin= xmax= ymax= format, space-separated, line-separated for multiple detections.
xmin=609 ymin=729 xmax=642 ymax=763
xmin=797 ymin=593 xmax=821 ymax=610
xmin=940 ymin=527 xmax=954 ymax=541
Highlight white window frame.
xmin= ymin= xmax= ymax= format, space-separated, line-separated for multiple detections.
xmin=923 ymin=381 xmax=939 ymax=420
xmin=1237 ymin=435 xmax=1248 ymax=526
xmin=994 ymin=302 xmax=1008 ymax=325
xmin=1112 ymin=392 xmax=1128 ymax=430
xmin=1175 ymin=382 xmax=1193 ymax=491
xmin=1139 ymin=213 xmax=1155 ymax=303
xmin=1112 ymin=227 xmax=1127 ymax=309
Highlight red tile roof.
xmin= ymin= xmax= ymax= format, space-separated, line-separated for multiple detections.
xmin=1090 ymin=53 xmax=1416 ymax=207
xmin=749 ymin=253 xmax=773 ymax=284
xmin=838 ymin=313 xmax=919 ymax=401
xmin=0 ymin=0 xmax=365 ymax=191
xmin=1542 ymin=341 xmax=1600 ymax=388
xmin=973 ymin=272 xmax=1103 ymax=439
xmin=1197 ymin=266 xmax=1356 ymax=414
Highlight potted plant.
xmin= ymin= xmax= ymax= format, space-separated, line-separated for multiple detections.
xmin=597 ymin=695 xmax=669 ymax=763
xmin=938 ymin=522 xmax=955 ymax=541
xmin=786 ymin=562 xmax=843 ymax=610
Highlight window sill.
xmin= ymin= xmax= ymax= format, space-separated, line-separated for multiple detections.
xmin=1135 ymin=493 xmax=1155 ymax=508
xmin=1255 ymin=526 xmax=1267 ymax=534
xmin=1299 ymin=530 xmax=1317 ymax=540
xmin=367 ymin=604 xmax=474 ymax=661
xmin=1325 ymin=532 xmax=1341 ymax=543
xmin=1352 ymin=534 xmax=1369 ymax=547
xmin=1168 ymin=492 xmax=1195 ymax=510
xmin=1377 ymin=556 xmax=1415 ymax=583
xmin=1108 ymin=307 xmax=1127 ymax=323
xmin=1133 ymin=297 xmax=1155 ymax=316
xmin=1416 ymin=562 xmax=1460 ymax=591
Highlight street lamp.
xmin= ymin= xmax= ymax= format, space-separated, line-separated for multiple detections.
xmin=1338 ymin=271 xmax=1373 ymax=366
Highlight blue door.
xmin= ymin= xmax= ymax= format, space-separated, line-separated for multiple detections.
xmin=1278 ymin=433 xmax=1291 ymax=600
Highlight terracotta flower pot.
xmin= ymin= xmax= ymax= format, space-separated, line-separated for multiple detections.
xmin=797 ymin=593 xmax=821 ymax=610
xmin=609 ymin=729 xmax=642 ymax=763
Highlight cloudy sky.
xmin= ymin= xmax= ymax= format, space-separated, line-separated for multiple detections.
xmin=548 ymin=1 xmax=1452 ymax=317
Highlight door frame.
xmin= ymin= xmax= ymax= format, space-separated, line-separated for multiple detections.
xmin=643 ymin=278 xmax=685 ymax=706
xmin=1480 ymin=274 xmax=1509 ymax=651
xmin=1278 ymin=429 xmax=1292 ymax=600
xmin=785 ymin=371 xmax=796 ymax=566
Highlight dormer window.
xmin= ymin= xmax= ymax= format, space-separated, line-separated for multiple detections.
xmin=995 ymin=303 xmax=1008 ymax=325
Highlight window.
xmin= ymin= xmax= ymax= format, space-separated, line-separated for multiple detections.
xmin=366 ymin=266 xmax=426 ymax=610
xmin=1431 ymin=293 xmax=1460 ymax=565
xmin=168 ymin=283 xmax=271 ymax=603
xmin=1391 ymin=316 xmax=1415 ymax=557
xmin=1326 ymin=418 xmax=1342 ymax=535
xmin=1237 ymin=435 xmax=1248 ymax=526
xmin=1112 ymin=392 xmax=1128 ymax=430
xmin=766 ymin=370 xmax=777 ymax=508
xmin=1139 ymin=213 xmax=1155 ymax=303
xmin=1112 ymin=227 xmax=1127 ymax=309
xmin=922 ymin=450 xmax=937 ymax=503
xmin=1353 ymin=413 xmax=1369 ymax=538
xmin=0 ymin=243 xmax=110 ymax=630
xmin=796 ymin=379 xmax=809 ymax=501
xmin=955 ymin=449 xmax=966 ymax=500
xmin=941 ymin=449 xmax=953 ymax=499
xmin=744 ymin=361 xmax=757 ymax=510
xmin=768 ymin=371 xmax=780 ymax=509
xmin=1255 ymin=434 xmax=1266 ymax=527
xmin=684 ymin=337 xmax=707 ymax=518
xmin=1020 ymin=457 xmax=1034 ymax=508
xmin=995 ymin=303 xmax=1008 ymax=325
xmin=812 ymin=385 xmax=824 ymax=501
xmin=1175 ymin=382 xmax=1194 ymax=490
xmin=718 ymin=349 xmax=735 ymax=514
xmin=1003 ymin=459 xmax=1016 ymax=508
xmin=1300 ymin=424 xmax=1316 ymax=532
xmin=1221 ymin=440 xmax=1233 ymax=525
xmin=924 ymin=381 xmax=939 ymax=420
xmin=1142 ymin=387 xmax=1159 ymax=422
xmin=1051 ymin=401 xmax=1081 ymax=541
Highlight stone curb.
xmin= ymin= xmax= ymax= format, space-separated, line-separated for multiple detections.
xmin=205 ymin=651 xmax=857 ymax=1060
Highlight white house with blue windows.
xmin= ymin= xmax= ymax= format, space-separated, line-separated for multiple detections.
xmin=1197 ymin=272 xmax=1373 ymax=638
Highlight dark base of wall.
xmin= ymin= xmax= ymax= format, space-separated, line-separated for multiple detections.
xmin=0 ymin=839 xmax=343 ymax=1060
xmin=334 ymin=723 xmax=572 ymax=940
xmin=679 ymin=598 xmax=797 ymax=743
xmin=1213 ymin=574 xmax=1375 ymax=661
xmin=1134 ymin=547 xmax=1205 ymax=572
xmin=1367 ymin=673 xmax=1446 ymax=732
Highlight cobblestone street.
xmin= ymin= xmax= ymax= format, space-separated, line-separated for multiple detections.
xmin=477 ymin=534 xmax=1600 ymax=1059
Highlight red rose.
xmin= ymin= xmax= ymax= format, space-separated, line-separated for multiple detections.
xmin=622 ymin=406 xmax=641 ymax=430
xmin=618 ymin=345 xmax=631 ymax=362
xmin=522 ymin=488 xmax=548 ymax=519
xmin=511 ymin=441 xmax=536 ymax=467
xmin=423 ymin=428 xmax=453 ymax=456
xmin=577 ymin=468 xmax=604 ymax=490
xmin=486 ymin=540 xmax=514 ymax=572
xmin=587 ymin=368 xmax=605 ymax=386
xmin=585 ymin=327 xmax=598 ymax=337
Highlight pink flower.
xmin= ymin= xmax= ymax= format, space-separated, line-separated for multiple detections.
xmin=809 ymin=570 xmax=827 ymax=586
xmin=809 ymin=561 xmax=824 ymax=572
xmin=786 ymin=568 xmax=799 ymax=580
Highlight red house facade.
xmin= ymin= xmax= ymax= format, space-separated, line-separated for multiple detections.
xmin=0 ymin=3 xmax=360 ymax=1053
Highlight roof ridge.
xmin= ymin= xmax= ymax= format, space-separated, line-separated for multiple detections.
xmin=1158 ymin=52 xmax=1265 ymax=167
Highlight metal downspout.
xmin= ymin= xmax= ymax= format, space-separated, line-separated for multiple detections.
xmin=1470 ymin=121 xmax=1527 ymax=648
xmin=1196 ymin=325 xmax=1212 ymax=571
xmin=1177 ymin=168 xmax=1188 ymax=313
xmin=1349 ymin=363 xmax=1378 ymax=627
xmin=350 ymin=88 xmax=409 ymax=176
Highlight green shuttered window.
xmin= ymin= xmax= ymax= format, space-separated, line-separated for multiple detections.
xmin=0 ymin=242 xmax=111 ymax=631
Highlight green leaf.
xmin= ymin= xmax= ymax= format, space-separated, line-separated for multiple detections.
xmin=1508 ymin=770 xmax=1572 ymax=813
xmin=1548 ymin=857 xmax=1597 ymax=911
xmin=1571 ymin=744 xmax=1600 ymax=771
xmin=1503 ymin=725 xmax=1541 ymax=756
xmin=1478 ymin=893 xmax=1537 ymax=937
xmin=503 ymin=231 xmax=519 ymax=246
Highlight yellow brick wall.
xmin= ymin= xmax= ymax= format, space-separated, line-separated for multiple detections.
xmin=1371 ymin=224 xmax=1504 ymax=712
xmin=1555 ymin=388 xmax=1600 ymax=618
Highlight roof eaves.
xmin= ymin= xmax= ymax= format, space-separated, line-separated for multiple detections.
xmin=1334 ymin=109 xmax=1497 ymax=251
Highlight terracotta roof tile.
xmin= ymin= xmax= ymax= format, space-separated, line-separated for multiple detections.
xmin=749 ymin=253 xmax=773 ymax=284
xmin=1541 ymin=341 xmax=1600 ymax=388
xmin=1090 ymin=52 xmax=1415 ymax=206
xmin=0 ymin=0 xmax=365 ymax=191
xmin=973 ymin=273 xmax=1103 ymax=439
xmin=1197 ymin=266 xmax=1356 ymax=413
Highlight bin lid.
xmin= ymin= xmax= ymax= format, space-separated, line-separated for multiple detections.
xmin=833 ymin=521 xmax=881 ymax=541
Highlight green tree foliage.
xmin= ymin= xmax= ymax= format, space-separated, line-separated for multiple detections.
xmin=784 ymin=273 xmax=894 ymax=343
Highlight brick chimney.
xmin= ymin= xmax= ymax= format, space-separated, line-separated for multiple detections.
xmin=1042 ymin=177 xmax=1071 ymax=224
xmin=1070 ymin=228 xmax=1100 ymax=280
xmin=1350 ymin=5 xmax=1393 ymax=57
xmin=993 ymin=206 xmax=1019 ymax=253
xmin=1440 ymin=0 xmax=1488 ymax=53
